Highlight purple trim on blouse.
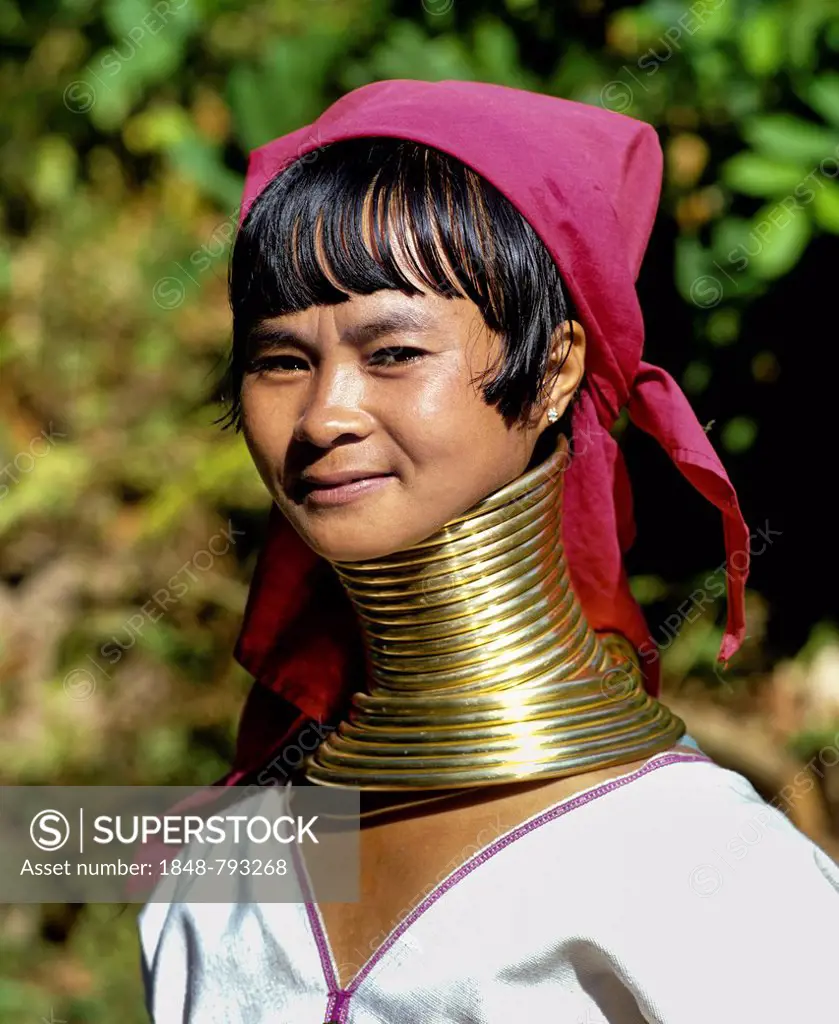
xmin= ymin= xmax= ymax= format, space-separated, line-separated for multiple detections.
xmin=288 ymin=829 xmax=342 ymax=998
xmin=309 ymin=750 xmax=712 ymax=1023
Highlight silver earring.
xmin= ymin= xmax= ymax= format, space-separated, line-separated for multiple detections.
xmin=546 ymin=408 xmax=559 ymax=424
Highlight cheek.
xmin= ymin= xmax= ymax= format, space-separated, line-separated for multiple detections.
xmin=387 ymin=369 xmax=474 ymax=466
xmin=423 ymin=360 xmax=502 ymax=434
xmin=243 ymin=386 xmax=291 ymax=437
xmin=409 ymin=352 xmax=487 ymax=426
xmin=391 ymin=360 xmax=514 ymax=471
xmin=241 ymin=390 xmax=293 ymax=470
xmin=406 ymin=373 xmax=453 ymax=423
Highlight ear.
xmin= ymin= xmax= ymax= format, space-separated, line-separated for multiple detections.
xmin=537 ymin=319 xmax=586 ymax=431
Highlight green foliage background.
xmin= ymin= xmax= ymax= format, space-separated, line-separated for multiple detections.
xmin=2 ymin=0 xmax=839 ymax=1019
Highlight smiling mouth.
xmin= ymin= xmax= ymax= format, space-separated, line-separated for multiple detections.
xmin=296 ymin=474 xmax=396 ymax=506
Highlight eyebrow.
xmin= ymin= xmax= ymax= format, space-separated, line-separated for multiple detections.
xmin=247 ymin=307 xmax=440 ymax=356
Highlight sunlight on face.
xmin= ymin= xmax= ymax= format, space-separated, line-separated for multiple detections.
xmin=239 ymin=213 xmax=583 ymax=563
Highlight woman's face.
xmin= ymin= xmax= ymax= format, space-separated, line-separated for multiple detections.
xmin=241 ymin=275 xmax=585 ymax=563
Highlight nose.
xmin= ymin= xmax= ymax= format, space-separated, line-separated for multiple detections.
xmin=292 ymin=359 xmax=373 ymax=448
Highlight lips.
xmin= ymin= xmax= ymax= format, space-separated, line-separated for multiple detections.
xmin=302 ymin=471 xmax=391 ymax=489
xmin=293 ymin=470 xmax=394 ymax=502
xmin=296 ymin=473 xmax=396 ymax=507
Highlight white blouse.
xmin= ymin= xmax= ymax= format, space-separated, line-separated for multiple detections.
xmin=138 ymin=747 xmax=839 ymax=1023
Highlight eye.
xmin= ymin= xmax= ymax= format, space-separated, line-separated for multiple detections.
xmin=245 ymin=355 xmax=309 ymax=377
xmin=369 ymin=346 xmax=427 ymax=368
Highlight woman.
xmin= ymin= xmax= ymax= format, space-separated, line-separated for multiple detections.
xmin=139 ymin=80 xmax=838 ymax=1023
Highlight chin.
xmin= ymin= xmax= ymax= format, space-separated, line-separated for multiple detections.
xmin=310 ymin=535 xmax=404 ymax=563
xmin=305 ymin=522 xmax=431 ymax=564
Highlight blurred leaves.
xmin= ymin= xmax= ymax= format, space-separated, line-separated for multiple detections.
xmin=721 ymin=414 xmax=758 ymax=453
xmin=2 ymin=0 xmax=839 ymax=1019
xmin=804 ymin=71 xmax=839 ymax=128
xmin=741 ymin=112 xmax=837 ymax=166
xmin=738 ymin=8 xmax=785 ymax=77
xmin=812 ymin=180 xmax=839 ymax=232
xmin=721 ymin=153 xmax=805 ymax=197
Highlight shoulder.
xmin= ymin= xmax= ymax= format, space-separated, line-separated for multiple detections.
xmin=550 ymin=752 xmax=839 ymax=1021
xmin=552 ymin=749 xmax=834 ymax=898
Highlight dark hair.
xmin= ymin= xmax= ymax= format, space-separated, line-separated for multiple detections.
xmin=215 ymin=137 xmax=580 ymax=434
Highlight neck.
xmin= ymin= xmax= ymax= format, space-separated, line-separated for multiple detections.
xmin=306 ymin=434 xmax=684 ymax=791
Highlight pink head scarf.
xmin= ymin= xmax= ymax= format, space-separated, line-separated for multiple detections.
xmin=222 ymin=79 xmax=749 ymax=784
